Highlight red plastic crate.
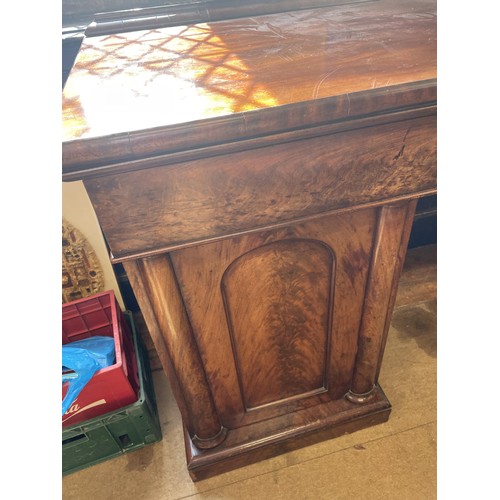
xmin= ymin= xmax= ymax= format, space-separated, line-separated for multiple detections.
xmin=62 ymin=290 xmax=140 ymax=427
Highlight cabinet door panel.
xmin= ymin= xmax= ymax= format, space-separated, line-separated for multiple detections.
xmin=222 ymin=239 xmax=333 ymax=410
xmin=170 ymin=208 xmax=375 ymax=428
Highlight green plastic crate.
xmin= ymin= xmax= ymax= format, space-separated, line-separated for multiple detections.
xmin=62 ymin=311 xmax=162 ymax=475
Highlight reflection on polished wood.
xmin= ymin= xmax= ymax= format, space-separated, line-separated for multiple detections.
xmin=86 ymin=0 xmax=376 ymax=37
xmin=63 ymin=0 xmax=436 ymax=172
xmin=62 ymin=0 xmax=436 ymax=480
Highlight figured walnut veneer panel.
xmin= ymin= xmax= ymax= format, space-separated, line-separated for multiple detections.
xmin=222 ymin=239 xmax=334 ymax=410
xmin=169 ymin=209 xmax=374 ymax=428
xmin=84 ymin=114 xmax=436 ymax=260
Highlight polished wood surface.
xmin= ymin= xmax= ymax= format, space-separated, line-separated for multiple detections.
xmin=83 ymin=114 xmax=435 ymax=261
xmin=62 ymin=0 xmax=436 ymax=174
xmin=222 ymin=239 xmax=332 ymax=410
xmin=185 ymin=385 xmax=391 ymax=481
xmin=62 ymin=0 xmax=436 ymax=480
xmin=87 ymin=0 xmax=374 ymax=36
xmin=347 ymin=201 xmax=416 ymax=401
xmin=123 ymin=255 xmax=226 ymax=448
xmin=168 ymin=210 xmax=375 ymax=429
xmin=124 ymin=204 xmax=413 ymax=480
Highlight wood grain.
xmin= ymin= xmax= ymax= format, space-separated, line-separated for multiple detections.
xmin=184 ymin=384 xmax=391 ymax=481
xmin=169 ymin=209 xmax=375 ymax=428
xmin=63 ymin=0 xmax=436 ymax=172
xmin=63 ymin=88 xmax=436 ymax=179
xmin=348 ymin=202 xmax=415 ymax=399
xmin=375 ymin=199 xmax=418 ymax=380
xmin=123 ymin=256 xmax=226 ymax=448
xmin=222 ymin=239 xmax=333 ymax=409
xmin=62 ymin=0 xmax=437 ymax=479
xmin=84 ymin=114 xmax=436 ymax=261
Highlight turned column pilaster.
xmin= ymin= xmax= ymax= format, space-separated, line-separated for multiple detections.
xmin=346 ymin=200 xmax=417 ymax=403
xmin=124 ymin=255 xmax=226 ymax=449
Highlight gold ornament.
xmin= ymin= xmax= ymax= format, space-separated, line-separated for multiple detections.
xmin=62 ymin=218 xmax=105 ymax=303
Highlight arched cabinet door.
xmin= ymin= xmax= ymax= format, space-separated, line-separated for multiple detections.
xmin=168 ymin=207 xmax=376 ymax=428
xmin=221 ymin=239 xmax=334 ymax=412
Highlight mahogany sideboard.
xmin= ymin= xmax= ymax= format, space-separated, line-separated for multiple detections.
xmin=62 ymin=0 xmax=436 ymax=480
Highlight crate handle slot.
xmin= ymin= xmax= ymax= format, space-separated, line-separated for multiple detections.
xmin=118 ymin=434 xmax=132 ymax=447
xmin=63 ymin=433 xmax=88 ymax=447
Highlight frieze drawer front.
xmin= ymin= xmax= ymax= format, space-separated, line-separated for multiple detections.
xmin=62 ymin=0 xmax=436 ymax=480
xmin=84 ymin=114 xmax=436 ymax=261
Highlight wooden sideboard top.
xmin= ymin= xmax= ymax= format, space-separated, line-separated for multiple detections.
xmin=62 ymin=0 xmax=436 ymax=178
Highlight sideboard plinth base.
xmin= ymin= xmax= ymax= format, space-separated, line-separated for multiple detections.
xmin=184 ymin=384 xmax=391 ymax=481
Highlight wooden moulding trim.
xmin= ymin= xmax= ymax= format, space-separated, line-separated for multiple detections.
xmin=184 ymin=384 xmax=391 ymax=480
xmin=62 ymin=80 xmax=436 ymax=180
xmin=85 ymin=0 xmax=374 ymax=37
xmin=348 ymin=202 xmax=414 ymax=397
xmin=192 ymin=426 xmax=229 ymax=450
xmin=108 ymin=190 xmax=436 ymax=263
xmin=345 ymin=386 xmax=376 ymax=404
xmin=123 ymin=257 xmax=226 ymax=446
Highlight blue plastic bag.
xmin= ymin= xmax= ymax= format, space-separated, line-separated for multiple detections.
xmin=62 ymin=336 xmax=116 ymax=415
